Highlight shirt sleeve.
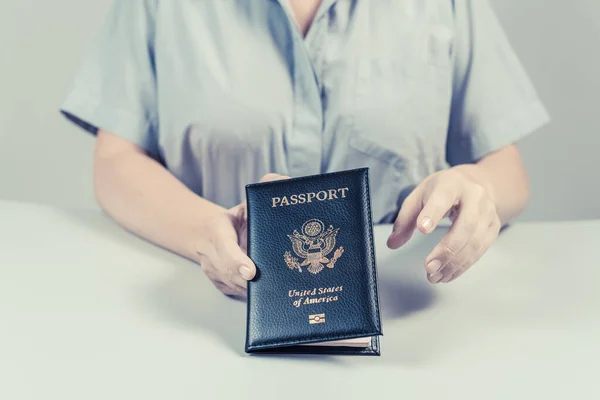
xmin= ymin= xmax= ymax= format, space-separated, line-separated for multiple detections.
xmin=60 ymin=0 xmax=159 ymax=156
xmin=446 ymin=0 xmax=550 ymax=166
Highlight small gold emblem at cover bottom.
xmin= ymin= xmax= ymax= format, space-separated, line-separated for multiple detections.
xmin=309 ymin=313 xmax=325 ymax=324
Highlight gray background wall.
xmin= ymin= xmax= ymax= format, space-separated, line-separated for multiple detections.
xmin=0 ymin=0 xmax=598 ymax=221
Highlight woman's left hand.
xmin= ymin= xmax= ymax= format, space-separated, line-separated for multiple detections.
xmin=387 ymin=166 xmax=502 ymax=284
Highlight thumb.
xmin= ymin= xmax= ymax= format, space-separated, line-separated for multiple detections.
xmin=215 ymin=230 xmax=257 ymax=281
xmin=260 ymin=173 xmax=291 ymax=183
xmin=230 ymin=175 xmax=288 ymax=221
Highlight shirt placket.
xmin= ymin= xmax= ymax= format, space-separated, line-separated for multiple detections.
xmin=274 ymin=0 xmax=337 ymax=177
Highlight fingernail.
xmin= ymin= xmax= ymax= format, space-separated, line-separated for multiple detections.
xmin=239 ymin=265 xmax=253 ymax=280
xmin=430 ymin=272 xmax=443 ymax=284
xmin=427 ymin=259 xmax=442 ymax=274
xmin=421 ymin=217 xmax=433 ymax=232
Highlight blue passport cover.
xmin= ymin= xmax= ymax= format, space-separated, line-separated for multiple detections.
xmin=245 ymin=168 xmax=382 ymax=355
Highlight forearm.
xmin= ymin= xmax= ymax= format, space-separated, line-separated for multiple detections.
xmin=94 ymin=134 xmax=224 ymax=262
xmin=453 ymin=144 xmax=530 ymax=225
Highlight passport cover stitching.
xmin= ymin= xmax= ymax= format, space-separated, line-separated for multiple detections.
xmin=362 ymin=171 xmax=382 ymax=333
xmin=245 ymin=167 xmax=368 ymax=189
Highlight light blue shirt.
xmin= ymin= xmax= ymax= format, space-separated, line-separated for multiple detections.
xmin=60 ymin=0 xmax=549 ymax=223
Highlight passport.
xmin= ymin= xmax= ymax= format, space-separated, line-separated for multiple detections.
xmin=245 ymin=168 xmax=383 ymax=355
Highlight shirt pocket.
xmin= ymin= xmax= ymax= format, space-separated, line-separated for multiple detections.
xmin=353 ymin=55 xmax=451 ymax=140
xmin=351 ymin=21 xmax=453 ymax=151
xmin=350 ymin=41 xmax=452 ymax=160
xmin=343 ymin=43 xmax=453 ymax=222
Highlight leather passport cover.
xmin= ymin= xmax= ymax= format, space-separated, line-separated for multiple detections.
xmin=245 ymin=168 xmax=382 ymax=355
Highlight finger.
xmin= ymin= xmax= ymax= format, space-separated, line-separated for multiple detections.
xmin=442 ymin=215 xmax=501 ymax=283
xmin=387 ymin=187 xmax=423 ymax=249
xmin=201 ymin=258 xmax=245 ymax=295
xmin=423 ymin=189 xmax=485 ymax=278
xmin=227 ymin=203 xmax=248 ymax=244
xmin=437 ymin=195 xmax=499 ymax=283
xmin=229 ymin=201 xmax=247 ymax=222
xmin=199 ymin=257 xmax=219 ymax=282
xmin=220 ymin=268 xmax=248 ymax=294
xmin=214 ymin=280 xmax=246 ymax=297
xmin=214 ymin=259 xmax=247 ymax=294
xmin=215 ymin=237 xmax=257 ymax=281
xmin=230 ymin=273 xmax=249 ymax=290
xmin=416 ymin=182 xmax=462 ymax=235
xmin=445 ymin=207 xmax=491 ymax=279
xmin=435 ymin=217 xmax=489 ymax=284
xmin=260 ymin=173 xmax=290 ymax=183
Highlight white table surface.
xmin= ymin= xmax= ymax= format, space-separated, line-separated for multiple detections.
xmin=0 ymin=200 xmax=598 ymax=400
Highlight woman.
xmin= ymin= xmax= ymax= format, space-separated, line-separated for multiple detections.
xmin=61 ymin=0 xmax=549 ymax=297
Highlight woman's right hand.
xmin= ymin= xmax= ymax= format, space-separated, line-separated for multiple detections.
xmin=195 ymin=173 xmax=289 ymax=298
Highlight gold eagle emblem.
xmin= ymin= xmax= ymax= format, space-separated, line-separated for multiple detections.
xmin=283 ymin=219 xmax=344 ymax=274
